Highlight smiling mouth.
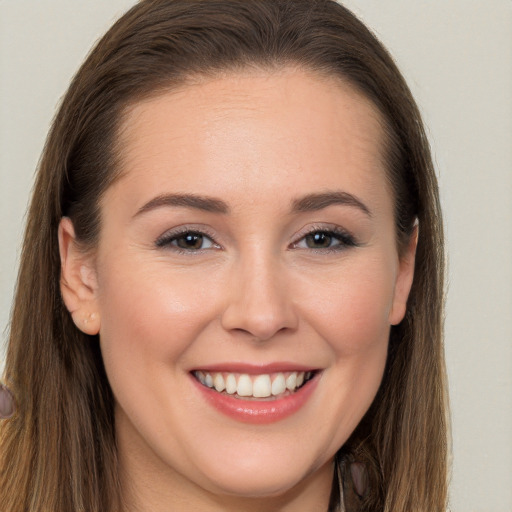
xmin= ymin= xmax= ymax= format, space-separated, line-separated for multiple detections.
xmin=192 ymin=370 xmax=317 ymax=400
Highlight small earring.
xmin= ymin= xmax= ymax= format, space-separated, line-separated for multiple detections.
xmin=81 ymin=312 xmax=97 ymax=328
xmin=0 ymin=384 xmax=15 ymax=419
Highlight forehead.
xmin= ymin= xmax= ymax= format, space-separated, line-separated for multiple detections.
xmin=111 ymin=67 xmax=391 ymax=215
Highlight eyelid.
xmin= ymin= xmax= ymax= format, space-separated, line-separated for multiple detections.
xmin=155 ymin=225 xmax=221 ymax=250
xmin=290 ymin=223 xmax=359 ymax=250
xmin=154 ymin=223 xmax=359 ymax=252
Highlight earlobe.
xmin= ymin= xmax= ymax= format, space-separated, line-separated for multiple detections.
xmin=58 ymin=217 xmax=101 ymax=335
xmin=389 ymin=223 xmax=419 ymax=326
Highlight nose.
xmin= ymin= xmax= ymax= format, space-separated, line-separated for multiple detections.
xmin=220 ymin=253 xmax=298 ymax=341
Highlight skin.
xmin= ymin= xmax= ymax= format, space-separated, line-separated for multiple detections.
xmin=59 ymin=67 xmax=416 ymax=512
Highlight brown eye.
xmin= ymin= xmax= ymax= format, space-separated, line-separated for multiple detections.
xmin=293 ymin=229 xmax=358 ymax=252
xmin=305 ymin=232 xmax=333 ymax=248
xmin=176 ymin=233 xmax=205 ymax=250
xmin=156 ymin=230 xmax=217 ymax=251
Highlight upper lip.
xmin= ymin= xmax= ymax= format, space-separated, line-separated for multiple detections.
xmin=190 ymin=362 xmax=320 ymax=374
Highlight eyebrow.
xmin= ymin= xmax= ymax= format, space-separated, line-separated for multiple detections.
xmin=134 ymin=193 xmax=230 ymax=217
xmin=134 ymin=190 xmax=371 ymax=218
xmin=291 ymin=191 xmax=372 ymax=217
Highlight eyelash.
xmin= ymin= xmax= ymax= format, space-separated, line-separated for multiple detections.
xmin=155 ymin=225 xmax=359 ymax=254
xmin=155 ymin=227 xmax=219 ymax=254
xmin=291 ymin=226 xmax=359 ymax=253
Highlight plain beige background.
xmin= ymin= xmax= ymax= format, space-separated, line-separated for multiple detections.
xmin=1 ymin=1 xmax=511 ymax=511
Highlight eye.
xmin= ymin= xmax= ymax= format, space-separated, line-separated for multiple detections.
xmin=292 ymin=229 xmax=357 ymax=251
xmin=156 ymin=230 xmax=218 ymax=251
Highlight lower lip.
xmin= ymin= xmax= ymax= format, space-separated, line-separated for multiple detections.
xmin=191 ymin=373 xmax=319 ymax=424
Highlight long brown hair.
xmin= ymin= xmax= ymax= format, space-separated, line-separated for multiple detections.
xmin=0 ymin=1 xmax=447 ymax=510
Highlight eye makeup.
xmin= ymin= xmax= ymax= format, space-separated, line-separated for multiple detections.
xmin=154 ymin=222 xmax=360 ymax=255
xmin=290 ymin=223 xmax=361 ymax=254
xmin=155 ymin=225 xmax=221 ymax=253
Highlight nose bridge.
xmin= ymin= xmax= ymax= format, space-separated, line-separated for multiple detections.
xmin=221 ymin=243 xmax=297 ymax=340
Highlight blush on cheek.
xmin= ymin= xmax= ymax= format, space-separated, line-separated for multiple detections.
xmin=98 ymin=265 xmax=222 ymax=371
xmin=321 ymin=298 xmax=392 ymax=358
xmin=344 ymin=310 xmax=391 ymax=354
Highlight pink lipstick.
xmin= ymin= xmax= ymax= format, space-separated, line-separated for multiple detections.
xmin=190 ymin=364 xmax=320 ymax=424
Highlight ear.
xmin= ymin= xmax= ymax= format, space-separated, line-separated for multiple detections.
xmin=389 ymin=223 xmax=418 ymax=326
xmin=58 ymin=217 xmax=100 ymax=335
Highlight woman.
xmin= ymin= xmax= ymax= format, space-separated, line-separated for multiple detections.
xmin=0 ymin=1 xmax=447 ymax=511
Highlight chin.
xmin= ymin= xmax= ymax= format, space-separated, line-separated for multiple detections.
xmin=189 ymin=444 xmax=330 ymax=500
xmin=203 ymin=468 xmax=312 ymax=499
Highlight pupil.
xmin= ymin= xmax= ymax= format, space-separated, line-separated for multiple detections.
xmin=178 ymin=233 xmax=203 ymax=249
xmin=307 ymin=232 xmax=331 ymax=248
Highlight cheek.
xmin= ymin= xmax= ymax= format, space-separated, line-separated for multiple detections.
xmin=294 ymin=254 xmax=396 ymax=439
xmin=95 ymin=257 xmax=222 ymax=378
xmin=299 ymin=254 xmax=397 ymax=358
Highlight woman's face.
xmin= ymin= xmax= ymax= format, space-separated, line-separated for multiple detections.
xmin=61 ymin=68 xmax=415 ymax=508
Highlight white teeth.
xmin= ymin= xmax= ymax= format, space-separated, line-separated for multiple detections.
xmin=237 ymin=374 xmax=253 ymax=396
xmin=225 ymin=373 xmax=237 ymax=394
xmin=285 ymin=372 xmax=297 ymax=391
xmin=195 ymin=370 xmax=310 ymax=398
xmin=252 ymin=374 xmax=272 ymax=398
xmin=271 ymin=373 xmax=286 ymax=395
xmin=213 ymin=373 xmax=225 ymax=392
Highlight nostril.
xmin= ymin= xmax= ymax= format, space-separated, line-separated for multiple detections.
xmin=221 ymin=309 xmax=296 ymax=342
